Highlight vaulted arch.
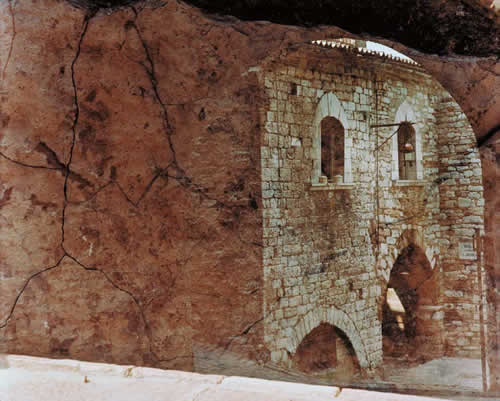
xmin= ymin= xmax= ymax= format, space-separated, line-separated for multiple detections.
xmin=289 ymin=306 xmax=371 ymax=369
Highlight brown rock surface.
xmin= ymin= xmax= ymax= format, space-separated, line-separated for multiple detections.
xmin=0 ymin=0 xmax=499 ymax=393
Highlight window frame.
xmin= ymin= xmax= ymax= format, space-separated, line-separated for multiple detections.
xmin=392 ymin=100 xmax=423 ymax=182
xmin=312 ymin=92 xmax=352 ymax=186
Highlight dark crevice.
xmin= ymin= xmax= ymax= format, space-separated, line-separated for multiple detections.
xmin=0 ymin=151 xmax=61 ymax=170
xmin=1 ymin=12 xmax=95 ymax=332
xmin=0 ymin=147 xmax=93 ymax=190
xmin=61 ymin=12 xmax=94 ymax=249
xmin=53 ymin=13 xmax=181 ymax=364
xmin=223 ymin=316 xmax=265 ymax=352
xmin=35 ymin=142 xmax=66 ymax=170
xmin=477 ymin=123 xmax=500 ymax=148
xmin=1 ymin=0 xmax=17 ymax=80
xmin=179 ymin=0 xmax=500 ymax=57
xmin=36 ymin=142 xmax=93 ymax=188
xmin=65 ymin=12 xmax=93 ymax=202
xmin=127 ymin=13 xmax=177 ymax=165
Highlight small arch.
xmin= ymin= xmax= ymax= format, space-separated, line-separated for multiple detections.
xmin=392 ymin=100 xmax=423 ymax=180
xmin=289 ymin=307 xmax=370 ymax=368
xmin=312 ymin=92 xmax=352 ymax=184
xmin=377 ymin=228 xmax=438 ymax=283
xmin=293 ymin=322 xmax=360 ymax=379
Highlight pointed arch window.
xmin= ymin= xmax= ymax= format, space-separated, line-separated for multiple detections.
xmin=392 ymin=101 xmax=423 ymax=181
xmin=320 ymin=116 xmax=344 ymax=181
xmin=397 ymin=122 xmax=417 ymax=180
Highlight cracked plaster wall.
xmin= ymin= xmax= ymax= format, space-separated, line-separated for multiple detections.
xmin=0 ymin=0 xmax=264 ymax=371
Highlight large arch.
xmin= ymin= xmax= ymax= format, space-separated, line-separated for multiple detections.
xmin=312 ymin=92 xmax=352 ymax=184
xmin=382 ymin=242 xmax=443 ymax=362
xmin=289 ymin=306 xmax=370 ymax=369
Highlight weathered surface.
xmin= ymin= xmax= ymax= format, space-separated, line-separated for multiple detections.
xmin=71 ymin=0 xmax=500 ymax=57
xmin=258 ymin=44 xmax=485 ymax=373
xmin=0 ymin=0 xmax=499 ymax=394
xmin=2 ymin=354 xmax=476 ymax=401
xmin=0 ymin=0 xmax=265 ymax=371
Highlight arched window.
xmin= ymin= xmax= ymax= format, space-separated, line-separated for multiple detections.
xmin=320 ymin=116 xmax=345 ymax=181
xmin=313 ymin=92 xmax=352 ymax=185
xmin=397 ymin=122 xmax=417 ymax=180
xmin=392 ymin=101 xmax=423 ymax=181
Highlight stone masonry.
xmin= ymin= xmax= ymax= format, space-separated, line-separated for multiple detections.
xmin=259 ymin=42 xmax=487 ymax=371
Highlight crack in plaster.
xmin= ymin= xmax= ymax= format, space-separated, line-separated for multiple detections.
xmin=1 ymin=5 xmax=262 ymax=368
xmin=0 ymin=151 xmax=61 ymax=170
xmin=128 ymin=9 xmax=260 ymax=218
xmin=0 ymin=12 xmax=95 ymax=331
xmin=223 ymin=316 xmax=266 ymax=352
xmin=0 ymin=255 xmax=65 ymax=329
xmin=1 ymin=0 xmax=17 ymax=80
xmin=0 ymin=12 xmax=175 ymax=367
xmin=0 ymin=141 xmax=94 ymax=187
xmin=61 ymin=11 xmax=93 ymax=248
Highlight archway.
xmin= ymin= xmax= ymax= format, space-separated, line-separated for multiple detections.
xmin=382 ymin=243 xmax=442 ymax=363
xmin=293 ymin=323 xmax=360 ymax=381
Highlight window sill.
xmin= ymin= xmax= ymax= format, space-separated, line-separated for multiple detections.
xmin=310 ymin=182 xmax=355 ymax=191
xmin=393 ymin=180 xmax=425 ymax=187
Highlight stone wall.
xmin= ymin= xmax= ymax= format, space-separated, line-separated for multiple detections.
xmin=259 ymin=44 xmax=485 ymax=370
xmin=436 ymin=98 xmax=487 ymax=358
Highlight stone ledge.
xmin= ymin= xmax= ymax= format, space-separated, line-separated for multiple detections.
xmin=393 ymin=180 xmax=425 ymax=187
xmin=310 ymin=183 xmax=355 ymax=191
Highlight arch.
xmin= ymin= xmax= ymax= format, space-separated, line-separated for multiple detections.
xmin=392 ymin=100 xmax=423 ymax=180
xmin=382 ymin=242 xmax=443 ymax=361
xmin=312 ymin=92 xmax=352 ymax=183
xmin=288 ymin=306 xmax=370 ymax=368
xmin=377 ymin=228 xmax=438 ymax=283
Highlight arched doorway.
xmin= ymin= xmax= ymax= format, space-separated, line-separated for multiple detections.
xmin=382 ymin=244 xmax=442 ymax=363
xmin=293 ymin=323 xmax=360 ymax=381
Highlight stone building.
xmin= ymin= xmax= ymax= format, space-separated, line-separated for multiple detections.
xmin=259 ymin=40 xmax=487 ymax=374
